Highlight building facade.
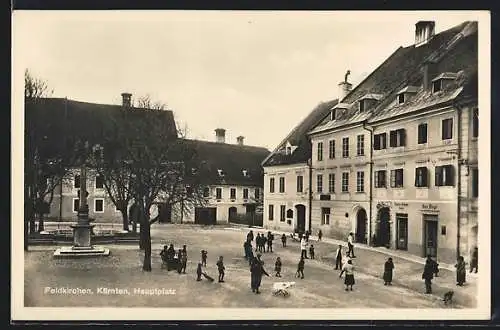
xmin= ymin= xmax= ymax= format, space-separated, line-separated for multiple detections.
xmin=305 ymin=20 xmax=478 ymax=264
xmin=261 ymin=100 xmax=338 ymax=233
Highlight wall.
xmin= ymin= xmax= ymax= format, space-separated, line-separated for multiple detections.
xmin=263 ymin=163 xmax=310 ymax=232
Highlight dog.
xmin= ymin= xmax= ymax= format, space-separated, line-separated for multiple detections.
xmin=443 ymin=290 xmax=454 ymax=305
xmin=272 ymin=282 xmax=296 ymax=297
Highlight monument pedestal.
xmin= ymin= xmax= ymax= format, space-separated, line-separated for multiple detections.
xmin=53 ymin=224 xmax=110 ymax=259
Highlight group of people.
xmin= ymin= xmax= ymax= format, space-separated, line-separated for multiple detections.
xmin=160 ymin=243 xmax=188 ymax=274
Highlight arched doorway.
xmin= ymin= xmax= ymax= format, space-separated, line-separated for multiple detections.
xmin=228 ymin=207 xmax=237 ymax=222
xmin=355 ymin=208 xmax=367 ymax=244
xmin=295 ymin=204 xmax=306 ymax=233
xmin=376 ymin=207 xmax=391 ymax=247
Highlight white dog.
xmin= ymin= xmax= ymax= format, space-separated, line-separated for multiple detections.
xmin=272 ymin=281 xmax=296 ymax=297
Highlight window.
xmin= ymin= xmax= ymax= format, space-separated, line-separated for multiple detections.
xmin=433 ymin=80 xmax=442 ymax=93
xmin=472 ymin=168 xmax=478 ymax=198
xmin=279 ymin=177 xmax=285 ymax=193
xmin=359 ymin=100 xmax=365 ymax=113
xmin=203 ymin=187 xmax=210 ymax=197
xmin=375 ymin=170 xmax=386 ymax=188
xmin=330 ymin=109 xmax=336 ymax=121
xmin=269 ymin=178 xmax=275 ymax=193
xmin=328 ymin=173 xmax=335 ymax=193
xmin=442 ymin=118 xmax=453 ymax=140
xmin=317 ymin=142 xmax=323 ymax=161
xmin=243 ymin=188 xmax=249 ymax=199
xmin=342 ymin=172 xmax=349 ymax=192
xmin=280 ymin=205 xmax=286 ymax=222
xmin=389 ymin=129 xmax=406 ymax=147
xmin=356 ymin=171 xmax=365 ymax=192
xmin=230 ymin=188 xmax=236 ymax=199
xmin=373 ymin=133 xmax=387 ymax=150
xmin=317 ymin=174 xmax=323 ymax=193
xmin=94 ymin=198 xmax=104 ymax=213
xmin=329 ymin=140 xmax=335 ymax=159
xmin=398 ymin=93 xmax=405 ymax=104
xmin=74 ymin=175 xmax=81 ymax=189
xmin=435 ymin=165 xmax=454 ymax=186
xmin=216 ymin=188 xmax=222 ymax=199
xmin=296 ymin=175 xmax=304 ymax=193
xmin=417 ymin=123 xmax=428 ymax=144
xmin=321 ymin=207 xmax=331 ymax=225
xmin=255 ymin=188 xmax=260 ymax=200
xmin=472 ymin=109 xmax=478 ymax=138
xmin=95 ymin=174 xmax=104 ymax=189
xmin=342 ymin=137 xmax=349 ymax=158
xmin=286 ymin=146 xmax=291 ymax=155
xmin=73 ymin=198 xmax=80 ymax=213
xmin=268 ymin=205 xmax=274 ymax=221
xmin=415 ymin=167 xmax=429 ymax=187
xmin=356 ymin=135 xmax=365 ymax=156
xmin=390 ymin=169 xmax=404 ymax=188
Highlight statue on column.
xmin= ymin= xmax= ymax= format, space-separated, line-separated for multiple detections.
xmin=344 ymin=70 xmax=351 ymax=83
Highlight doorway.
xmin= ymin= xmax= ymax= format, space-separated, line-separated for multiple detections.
xmin=195 ymin=207 xmax=217 ymax=225
xmin=228 ymin=207 xmax=237 ymax=222
xmin=396 ymin=213 xmax=408 ymax=250
xmin=423 ymin=215 xmax=438 ymax=257
xmin=295 ymin=204 xmax=306 ymax=233
xmin=355 ymin=208 xmax=367 ymax=244
xmin=376 ymin=207 xmax=391 ymax=247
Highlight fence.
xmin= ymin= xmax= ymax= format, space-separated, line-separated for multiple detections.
xmin=229 ymin=213 xmax=263 ymax=227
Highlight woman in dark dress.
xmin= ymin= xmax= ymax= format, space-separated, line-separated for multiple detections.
xmin=250 ymin=254 xmax=269 ymax=294
xmin=383 ymin=257 xmax=394 ymax=285
xmin=455 ymin=255 xmax=466 ymax=286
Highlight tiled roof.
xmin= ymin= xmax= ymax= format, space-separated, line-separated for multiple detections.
xmin=309 ymin=21 xmax=474 ymax=135
xmin=25 ymin=97 xmax=178 ymax=144
xmin=183 ymin=139 xmax=270 ymax=187
xmin=261 ymin=99 xmax=338 ymax=167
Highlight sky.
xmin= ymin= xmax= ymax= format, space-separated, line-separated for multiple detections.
xmin=13 ymin=10 xmax=481 ymax=151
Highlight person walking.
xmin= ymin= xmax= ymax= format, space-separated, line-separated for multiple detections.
xmin=347 ymin=232 xmax=355 ymax=258
xmin=247 ymin=230 xmax=254 ymax=243
xmin=267 ymin=231 xmax=274 ymax=253
xmin=334 ymin=245 xmax=343 ymax=270
xmin=339 ymin=259 xmax=355 ymax=291
xmin=455 ymin=255 xmax=466 ymax=286
xmin=318 ymin=229 xmax=323 ymax=241
xmin=470 ymin=247 xmax=478 ymax=273
xmin=422 ymin=257 xmax=435 ymax=294
xmin=180 ymin=248 xmax=188 ymax=274
xmin=383 ymin=257 xmax=394 ymax=285
xmin=250 ymin=254 xmax=269 ymax=294
xmin=201 ymin=250 xmax=208 ymax=267
xmin=196 ymin=262 xmax=203 ymax=281
xmin=281 ymin=233 xmax=287 ymax=248
xmin=216 ymin=256 xmax=225 ymax=283
xmin=296 ymin=256 xmax=305 ymax=279
xmin=300 ymin=237 xmax=308 ymax=259
xmin=274 ymin=257 xmax=282 ymax=277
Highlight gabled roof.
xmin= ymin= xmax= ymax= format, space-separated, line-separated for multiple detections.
xmin=397 ymin=86 xmax=420 ymax=94
xmin=183 ymin=139 xmax=270 ymax=186
xmin=261 ymin=99 xmax=338 ymax=167
xmin=308 ymin=21 xmax=473 ymax=135
xmin=432 ymin=72 xmax=459 ymax=81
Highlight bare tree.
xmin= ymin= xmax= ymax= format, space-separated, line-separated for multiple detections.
xmin=25 ymin=69 xmax=53 ymax=99
xmin=135 ymin=94 xmax=167 ymax=111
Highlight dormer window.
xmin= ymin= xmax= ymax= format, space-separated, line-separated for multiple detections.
xmin=217 ymin=169 xmax=225 ymax=177
xmin=359 ymin=100 xmax=365 ymax=113
xmin=286 ymin=146 xmax=292 ymax=155
xmin=432 ymin=80 xmax=442 ymax=93
xmin=330 ymin=109 xmax=336 ymax=121
xmin=242 ymin=169 xmax=248 ymax=177
xmin=398 ymin=94 xmax=405 ymax=104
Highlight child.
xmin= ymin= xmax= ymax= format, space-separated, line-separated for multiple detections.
xmin=455 ymin=255 xmax=466 ymax=286
xmin=216 ymin=256 xmax=225 ymax=283
xmin=196 ymin=262 xmax=203 ymax=281
xmin=201 ymin=250 xmax=208 ymax=267
xmin=281 ymin=233 xmax=287 ymax=247
xmin=383 ymin=257 xmax=394 ymax=285
xmin=309 ymin=244 xmax=315 ymax=259
xmin=274 ymin=257 xmax=282 ymax=277
xmin=339 ymin=259 xmax=355 ymax=291
xmin=296 ymin=256 xmax=305 ymax=279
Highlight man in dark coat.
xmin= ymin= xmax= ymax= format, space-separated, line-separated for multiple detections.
xmin=250 ymin=254 xmax=269 ymax=294
xmin=267 ymin=231 xmax=274 ymax=253
xmin=422 ymin=257 xmax=435 ymax=294
xmin=383 ymin=257 xmax=394 ymax=285
xmin=247 ymin=230 xmax=254 ymax=243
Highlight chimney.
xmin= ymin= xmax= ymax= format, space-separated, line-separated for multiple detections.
xmin=338 ymin=70 xmax=353 ymax=101
xmin=215 ymin=128 xmax=226 ymax=143
xmin=237 ymin=136 xmax=244 ymax=146
xmin=422 ymin=60 xmax=437 ymax=90
xmin=121 ymin=92 xmax=132 ymax=108
xmin=415 ymin=21 xmax=435 ymax=47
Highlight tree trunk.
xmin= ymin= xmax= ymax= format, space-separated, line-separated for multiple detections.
xmin=120 ymin=209 xmax=129 ymax=232
xmin=142 ymin=212 xmax=152 ymax=271
xmin=38 ymin=213 xmax=45 ymax=232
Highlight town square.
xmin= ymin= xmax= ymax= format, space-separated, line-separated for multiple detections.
xmin=12 ymin=10 xmax=489 ymax=321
